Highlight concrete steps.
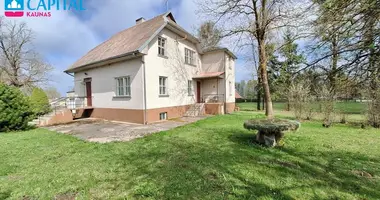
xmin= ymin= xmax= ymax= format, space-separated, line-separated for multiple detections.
xmin=28 ymin=109 xmax=66 ymax=127
xmin=184 ymin=103 xmax=205 ymax=117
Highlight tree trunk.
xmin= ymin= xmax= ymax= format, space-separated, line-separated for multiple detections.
xmin=258 ymin=39 xmax=274 ymax=119
xmin=257 ymin=77 xmax=261 ymax=110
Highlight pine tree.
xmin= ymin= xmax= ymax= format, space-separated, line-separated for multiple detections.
xmin=0 ymin=84 xmax=33 ymax=132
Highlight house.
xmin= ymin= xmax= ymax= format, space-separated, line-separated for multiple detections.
xmin=64 ymin=12 xmax=236 ymax=124
xmin=235 ymin=89 xmax=243 ymax=100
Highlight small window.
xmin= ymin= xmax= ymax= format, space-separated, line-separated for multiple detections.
xmin=115 ymin=76 xmax=131 ymax=97
xmin=159 ymin=76 xmax=168 ymax=96
xmin=229 ymin=81 xmax=233 ymax=96
xmin=158 ymin=37 xmax=166 ymax=56
xmin=160 ymin=112 xmax=167 ymax=120
xmin=185 ymin=48 xmax=196 ymax=65
xmin=187 ymin=80 xmax=193 ymax=96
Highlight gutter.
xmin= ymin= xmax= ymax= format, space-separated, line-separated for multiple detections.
xmin=65 ymin=50 xmax=141 ymax=73
xmin=65 ymin=72 xmax=74 ymax=77
xmin=142 ymin=56 xmax=148 ymax=124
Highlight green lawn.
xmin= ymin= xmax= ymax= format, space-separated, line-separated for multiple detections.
xmin=238 ymin=102 xmax=367 ymax=114
xmin=1 ymin=112 xmax=380 ymax=199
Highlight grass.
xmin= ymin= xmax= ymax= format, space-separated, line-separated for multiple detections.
xmin=237 ymin=101 xmax=367 ymax=114
xmin=1 ymin=112 xmax=380 ymax=199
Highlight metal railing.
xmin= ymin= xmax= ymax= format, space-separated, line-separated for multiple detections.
xmin=203 ymin=94 xmax=225 ymax=103
xmin=66 ymin=96 xmax=89 ymax=109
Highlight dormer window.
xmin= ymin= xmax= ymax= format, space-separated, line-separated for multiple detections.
xmin=158 ymin=37 xmax=166 ymax=56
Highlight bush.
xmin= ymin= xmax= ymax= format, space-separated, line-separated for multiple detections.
xmin=0 ymin=84 xmax=34 ymax=132
xmin=30 ymin=87 xmax=51 ymax=116
xmin=288 ymin=82 xmax=313 ymax=120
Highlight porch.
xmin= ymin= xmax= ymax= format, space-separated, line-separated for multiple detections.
xmin=193 ymin=72 xmax=226 ymax=104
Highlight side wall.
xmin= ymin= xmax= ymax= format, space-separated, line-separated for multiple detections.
xmin=143 ymin=28 xmax=201 ymax=121
xmin=201 ymin=51 xmax=225 ymax=73
xmin=74 ymin=58 xmax=145 ymax=123
xmin=225 ymin=53 xmax=236 ymax=113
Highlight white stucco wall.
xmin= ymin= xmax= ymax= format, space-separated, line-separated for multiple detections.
xmin=143 ymin=28 xmax=202 ymax=109
xmin=201 ymin=51 xmax=225 ymax=73
xmin=225 ymin=54 xmax=236 ymax=103
xmin=73 ymin=58 xmax=144 ymax=109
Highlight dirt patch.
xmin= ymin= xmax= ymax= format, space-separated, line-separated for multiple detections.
xmin=54 ymin=192 xmax=77 ymax=200
xmin=352 ymin=170 xmax=373 ymax=178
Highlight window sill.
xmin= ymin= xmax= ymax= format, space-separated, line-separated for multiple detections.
xmin=185 ymin=63 xmax=197 ymax=67
xmin=113 ymin=96 xmax=131 ymax=99
xmin=158 ymin=54 xmax=168 ymax=59
xmin=159 ymin=95 xmax=169 ymax=98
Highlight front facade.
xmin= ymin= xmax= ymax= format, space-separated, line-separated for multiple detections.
xmin=66 ymin=12 xmax=236 ymax=124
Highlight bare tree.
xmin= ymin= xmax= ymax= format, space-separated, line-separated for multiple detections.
xmin=198 ymin=0 xmax=309 ymax=119
xmin=0 ymin=17 xmax=52 ymax=89
xmin=44 ymin=86 xmax=61 ymax=100
xmin=197 ymin=21 xmax=221 ymax=50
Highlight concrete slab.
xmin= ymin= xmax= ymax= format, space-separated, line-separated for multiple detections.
xmin=45 ymin=116 xmax=208 ymax=143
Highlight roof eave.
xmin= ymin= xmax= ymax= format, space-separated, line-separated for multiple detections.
xmin=65 ymin=50 xmax=143 ymax=73
xmin=202 ymin=48 xmax=238 ymax=59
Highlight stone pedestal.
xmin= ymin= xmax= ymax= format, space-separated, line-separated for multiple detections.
xmin=244 ymin=119 xmax=300 ymax=147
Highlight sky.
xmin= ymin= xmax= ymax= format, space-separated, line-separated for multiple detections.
xmin=1 ymin=0 xmax=250 ymax=95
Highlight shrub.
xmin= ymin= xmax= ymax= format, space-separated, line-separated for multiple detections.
xmin=30 ymin=87 xmax=51 ymax=116
xmin=0 ymin=84 xmax=34 ymax=132
xmin=318 ymin=85 xmax=335 ymax=125
xmin=288 ymin=82 xmax=313 ymax=120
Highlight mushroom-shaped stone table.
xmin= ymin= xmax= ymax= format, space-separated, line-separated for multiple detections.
xmin=243 ymin=119 xmax=301 ymax=147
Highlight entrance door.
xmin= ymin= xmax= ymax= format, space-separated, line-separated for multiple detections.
xmin=197 ymin=81 xmax=201 ymax=103
xmin=85 ymin=81 xmax=92 ymax=107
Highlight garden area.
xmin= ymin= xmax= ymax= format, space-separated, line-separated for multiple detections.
xmin=1 ymin=112 xmax=380 ymax=199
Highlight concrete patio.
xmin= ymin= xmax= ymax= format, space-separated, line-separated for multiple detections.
xmin=45 ymin=116 xmax=208 ymax=143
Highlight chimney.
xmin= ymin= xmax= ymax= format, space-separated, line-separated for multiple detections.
xmin=136 ymin=17 xmax=145 ymax=25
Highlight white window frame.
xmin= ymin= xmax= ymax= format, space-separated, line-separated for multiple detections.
xmin=159 ymin=76 xmax=168 ymax=96
xmin=159 ymin=112 xmax=168 ymax=120
xmin=115 ymin=76 xmax=131 ymax=97
xmin=158 ymin=37 xmax=166 ymax=56
xmin=185 ymin=48 xmax=196 ymax=65
xmin=187 ymin=80 xmax=193 ymax=96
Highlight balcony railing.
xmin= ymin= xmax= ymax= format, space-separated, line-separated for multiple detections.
xmin=66 ymin=96 xmax=89 ymax=109
xmin=203 ymin=94 xmax=225 ymax=103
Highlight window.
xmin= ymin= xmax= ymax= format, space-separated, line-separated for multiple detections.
xmin=185 ymin=48 xmax=196 ymax=65
xmin=159 ymin=76 xmax=168 ymax=96
xmin=158 ymin=37 xmax=166 ymax=56
xmin=229 ymin=81 xmax=233 ymax=96
xmin=187 ymin=80 xmax=193 ymax=96
xmin=160 ymin=112 xmax=168 ymax=120
xmin=115 ymin=76 xmax=131 ymax=97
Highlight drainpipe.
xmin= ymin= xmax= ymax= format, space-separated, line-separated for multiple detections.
xmin=224 ymin=55 xmax=227 ymax=114
xmin=142 ymin=56 xmax=148 ymax=124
